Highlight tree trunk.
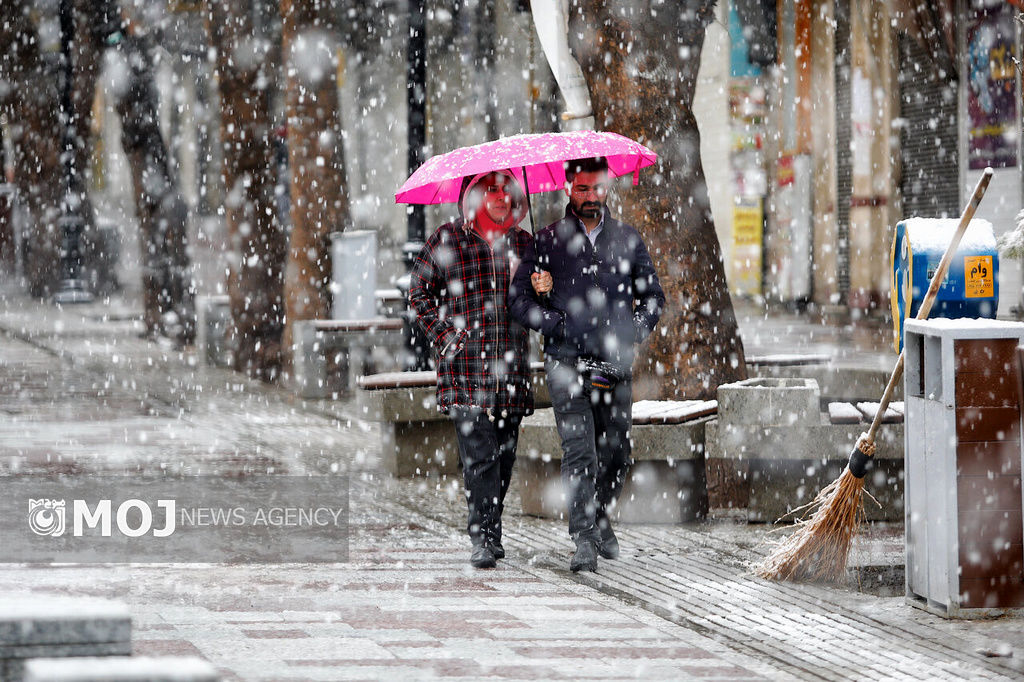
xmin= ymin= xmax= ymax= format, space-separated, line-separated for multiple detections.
xmin=568 ymin=0 xmax=747 ymax=402
xmin=0 ymin=124 xmax=14 ymax=269
xmin=0 ymin=0 xmax=119 ymax=297
xmin=113 ymin=33 xmax=196 ymax=343
xmin=0 ymin=2 xmax=64 ymax=297
xmin=280 ymin=0 xmax=350 ymax=373
xmin=66 ymin=0 xmax=104 ymax=294
xmin=205 ymin=0 xmax=286 ymax=380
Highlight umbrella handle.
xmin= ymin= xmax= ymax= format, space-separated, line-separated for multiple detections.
xmin=521 ymin=166 xmax=549 ymax=297
xmin=522 ymin=166 xmax=537 ymax=236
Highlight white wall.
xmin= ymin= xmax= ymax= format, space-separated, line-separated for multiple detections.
xmin=694 ymin=3 xmax=734 ymax=273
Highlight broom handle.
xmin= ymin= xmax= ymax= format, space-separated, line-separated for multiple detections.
xmin=866 ymin=168 xmax=994 ymax=443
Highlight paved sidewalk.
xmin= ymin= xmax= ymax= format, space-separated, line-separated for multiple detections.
xmin=733 ymin=299 xmax=898 ymax=373
xmin=1 ymin=285 xmax=1023 ymax=681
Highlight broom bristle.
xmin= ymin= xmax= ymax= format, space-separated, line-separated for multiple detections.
xmin=755 ymin=468 xmax=866 ymax=582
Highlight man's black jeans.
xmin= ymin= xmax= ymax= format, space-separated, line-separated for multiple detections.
xmin=449 ymin=407 xmax=521 ymax=545
xmin=545 ymin=357 xmax=632 ymax=543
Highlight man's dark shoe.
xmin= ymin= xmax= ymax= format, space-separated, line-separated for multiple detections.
xmin=488 ymin=540 xmax=505 ymax=560
xmin=570 ymin=539 xmax=598 ymax=572
xmin=597 ymin=523 xmax=620 ymax=559
xmin=471 ymin=545 xmax=497 ymax=569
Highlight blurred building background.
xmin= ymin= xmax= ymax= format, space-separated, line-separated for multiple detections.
xmin=7 ymin=0 xmax=1021 ymax=319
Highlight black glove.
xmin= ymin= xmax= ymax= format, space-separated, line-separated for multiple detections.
xmin=580 ymin=357 xmax=630 ymax=385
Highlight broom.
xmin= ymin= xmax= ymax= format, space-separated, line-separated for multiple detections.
xmin=756 ymin=167 xmax=995 ymax=582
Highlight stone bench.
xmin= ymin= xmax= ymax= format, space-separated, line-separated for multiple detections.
xmin=749 ymin=362 xmax=903 ymax=403
xmin=0 ymin=596 xmax=131 ymax=682
xmin=374 ymin=288 xmax=407 ymax=319
xmin=356 ymin=363 xmax=550 ymax=477
xmin=827 ymin=401 xmax=904 ymax=425
xmin=199 ymin=289 xmax=407 ymax=371
xmin=293 ymin=318 xmax=407 ymax=399
xmin=746 ymin=353 xmax=905 ymax=402
xmin=517 ymin=400 xmax=718 ymax=523
xmin=705 ymin=377 xmax=904 ymax=522
xmin=746 ymin=353 xmax=830 ymax=367
xmin=23 ymin=657 xmax=219 ymax=682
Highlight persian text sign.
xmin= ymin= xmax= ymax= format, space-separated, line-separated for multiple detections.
xmin=965 ymin=255 xmax=995 ymax=299
xmin=733 ymin=198 xmax=763 ymax=247
xmin=732 ymin=197 xmax=763 ymax=296
xmin=1 ymin=475 xmax=349 ymax=563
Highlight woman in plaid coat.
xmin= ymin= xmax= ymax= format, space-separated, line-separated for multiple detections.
xmin=408 ymin=169 xmax=535 ymax=568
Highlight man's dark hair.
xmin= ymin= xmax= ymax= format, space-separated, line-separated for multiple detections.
xmin=564 ymin=156 xmax=609 ymax=183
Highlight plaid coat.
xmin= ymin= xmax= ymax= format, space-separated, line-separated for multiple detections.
xmin=408 ymin=219 xmax=534 ymax=415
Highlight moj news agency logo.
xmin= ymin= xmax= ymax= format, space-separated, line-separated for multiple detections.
xmin=28 ymin=498 xmax=175 ymax=538
xmin=28 ymin=499 xmax=66 ymax=537
xmin=7 ymin=477 xmax=349 ymax=563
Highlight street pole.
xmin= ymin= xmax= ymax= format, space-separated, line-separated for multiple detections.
xmin=402 ymin=0 xmax=430 ymax=370
xmin=405 ymin=0 xmax=426 ymax=261
xmin=53 ymin=0 xmax=93 ymax=304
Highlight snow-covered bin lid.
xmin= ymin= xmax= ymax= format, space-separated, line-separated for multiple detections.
xmin=904 ymin=317 xmax=1024 ymax=339
xmin=900 ymin=217 xmax=996 ymax=253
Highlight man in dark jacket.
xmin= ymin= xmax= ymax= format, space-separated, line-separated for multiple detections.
xmin=509 ymin=156 xmax=664 ymax=572
xmin=409 ymin=170 xmax=534 ymax=569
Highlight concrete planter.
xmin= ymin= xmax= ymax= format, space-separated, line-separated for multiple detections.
xmin=717 ymin=377 xmax=820 ymax=426
xmin=709 ymin=376 xmax=904 ymax=522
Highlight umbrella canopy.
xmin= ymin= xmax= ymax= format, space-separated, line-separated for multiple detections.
xmin=395 ymin=130 xmax=658 ymax=205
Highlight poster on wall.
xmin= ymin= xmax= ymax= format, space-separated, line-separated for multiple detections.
xmin=731 ymin=197 xmax=763 ymax=296
xmin=729 ymin=80 xmax=768 ymax=198
xmin=966 ymin=2 xmax=1018 ymax=170
xmin=851 ymin=69 xmax=874 ymax=178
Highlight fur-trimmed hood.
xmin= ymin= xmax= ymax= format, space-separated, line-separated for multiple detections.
xmin=458 ymin=170 xmax=528 ymax=231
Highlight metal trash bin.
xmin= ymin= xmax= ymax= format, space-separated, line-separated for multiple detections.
xmin=904 ymin=318 xmax=1024 ymax=617
xmin=331 ymin=230 xmax=377 ymax=320
xmin=891 ymin=218 xmax=998 ymax=352
xmin=196 ymin=294 xmax=233 ymax=367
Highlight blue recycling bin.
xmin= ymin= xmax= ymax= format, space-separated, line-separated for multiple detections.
xmin=890 ymin=218 xmax=999 ymax=352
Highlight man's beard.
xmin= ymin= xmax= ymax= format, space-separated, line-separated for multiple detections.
xmin=575 ymin=201 xmax=602 ymax=218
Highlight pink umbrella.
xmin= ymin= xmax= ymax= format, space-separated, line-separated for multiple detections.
xmin=395 ymin=130 xmax=658 ymax=205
